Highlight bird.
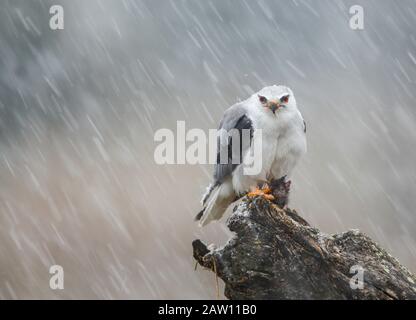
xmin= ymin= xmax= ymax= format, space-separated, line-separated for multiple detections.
xmin=196 ymin=85 xmax=307 ymax=227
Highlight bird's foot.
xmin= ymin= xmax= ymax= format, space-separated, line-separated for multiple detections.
xmin=247 ymin=183 xmax=275 ymax=201
xmin=269 ymin=176 xmax=291 ymax=208
xmin=270 ymin=176 xmax=291 ymax=192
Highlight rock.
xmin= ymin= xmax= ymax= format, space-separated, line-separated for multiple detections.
xmin=193 ymin=196 xmax=416 ymax=300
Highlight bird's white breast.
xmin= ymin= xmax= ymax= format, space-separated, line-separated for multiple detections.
xmin=232 ymin=103 xmax=306 ymax=194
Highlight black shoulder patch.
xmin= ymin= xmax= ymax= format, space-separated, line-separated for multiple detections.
xmin=214 ymin=114 xmax=253 ymax=183
xmin=303 ymin=120 xmax=306 ymax=133
xmin=235 ymin=115 xmax=253 ymax=135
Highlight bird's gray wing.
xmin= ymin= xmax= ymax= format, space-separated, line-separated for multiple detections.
xmin=214 ymin=103 xmax=253 ymax=183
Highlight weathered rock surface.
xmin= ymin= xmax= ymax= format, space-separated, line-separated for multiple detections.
xmin=193 ymin=196 xmax=416 ymax=300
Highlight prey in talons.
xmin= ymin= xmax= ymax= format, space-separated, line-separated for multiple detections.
xmin=247 ymin=176 xmax=291 ymax=209
xmin=247 ymin=182 xmax=275 ymax=201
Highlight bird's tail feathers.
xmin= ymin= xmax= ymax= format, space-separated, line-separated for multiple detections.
xmin=201 ymin=181 xmax=219 ymax=206
xmin=195 ymin=183 xmax=220 ymax=222
xmin=197 ymin=181 xmax=234 ymax=227
xmin=194 ymin=208 xmax=205 ymax=222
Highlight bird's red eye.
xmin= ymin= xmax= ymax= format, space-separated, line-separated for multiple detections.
xmin=258 ymin=95 xmax=268 ymax=104
xmin=281 ymin=95 xmax=290 ymax=104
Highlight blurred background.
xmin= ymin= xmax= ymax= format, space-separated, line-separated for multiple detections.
xmin=0 ymin=0 xmax=415 ymax=299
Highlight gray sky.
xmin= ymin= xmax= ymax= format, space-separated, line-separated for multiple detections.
xmin=0 ymin=0 xmax=415 ymax=299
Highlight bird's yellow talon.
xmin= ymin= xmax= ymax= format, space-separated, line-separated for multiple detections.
xmin=264 ymin=194 xmax=275 ymax=201
xmin=247 ymin=187 xmax=263 ymax=197
xmin=247 ymin=184 xmax=274 ymax=201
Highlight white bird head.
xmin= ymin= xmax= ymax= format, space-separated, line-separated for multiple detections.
xmin=256 ymin=85 xmax=297 ymax=115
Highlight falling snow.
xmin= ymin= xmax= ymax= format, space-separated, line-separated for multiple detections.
xmin=0 ymin=0 xmax=416 ymax=299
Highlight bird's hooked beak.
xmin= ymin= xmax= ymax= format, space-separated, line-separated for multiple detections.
xmin=266 ymin=99 xmax=282 ymax=116
xmin=270 ymin=102 xmax=281 ymax=115
xmin=258 ymin=94 xmax=290 ymax=115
